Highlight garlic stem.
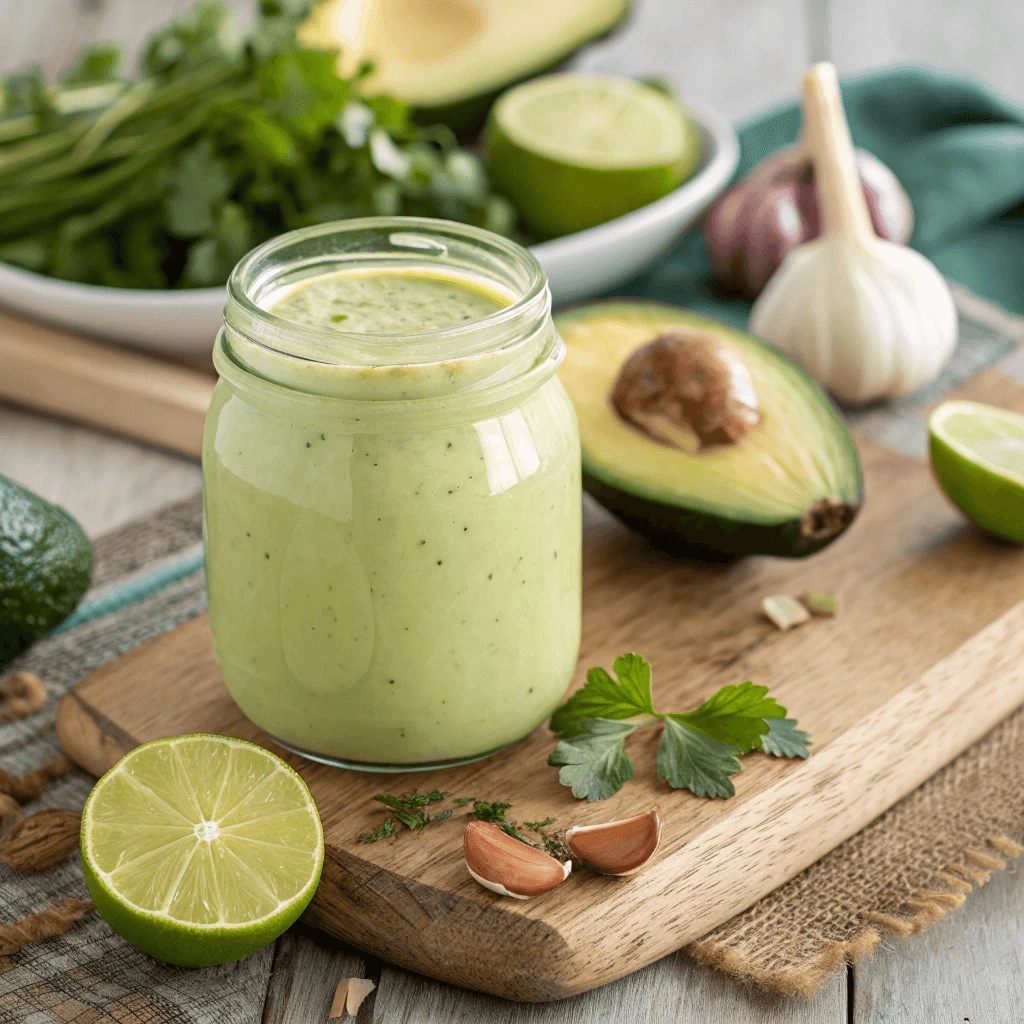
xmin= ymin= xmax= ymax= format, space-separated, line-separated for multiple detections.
xmin=801 ymin=62 xmax=874 ymax=244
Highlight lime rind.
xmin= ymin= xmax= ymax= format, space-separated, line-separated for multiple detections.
xmin=81 ymin=734 xmax=324 ymax=967
xmin=929 ymin=400 xmax=1024 ymax=543
xmin=486 ymin=74 xmax=701 ymax=239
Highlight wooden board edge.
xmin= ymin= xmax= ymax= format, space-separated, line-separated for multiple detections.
xmin=536 ymin=596 xmax=1024 ymax=995
xmin=56 ymin=689 xmax=135 ymax=777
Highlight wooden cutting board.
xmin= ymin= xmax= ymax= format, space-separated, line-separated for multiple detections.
xmin=56 ymin=369 xmax=1024 ymax=1002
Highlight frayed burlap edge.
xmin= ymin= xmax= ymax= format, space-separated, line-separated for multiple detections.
xmin=686 ymin=834 xmax=1024 ymax=998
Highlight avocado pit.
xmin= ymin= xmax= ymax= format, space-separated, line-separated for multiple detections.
xmin=611 ymin=330 xmax=760 ymax=453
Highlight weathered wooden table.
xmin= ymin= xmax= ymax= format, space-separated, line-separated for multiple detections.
xmin=3 ymin=1 xmax=1023 ymax=1019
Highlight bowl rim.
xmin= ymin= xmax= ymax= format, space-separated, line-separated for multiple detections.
xmin=0 ymin=100 xmax=738 ymax=308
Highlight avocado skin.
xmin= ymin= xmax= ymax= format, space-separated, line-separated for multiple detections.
xmin=0 ymin=475 xmax=93 ymax=667
xmin=584 ymin=471 xmax=863 ymax=561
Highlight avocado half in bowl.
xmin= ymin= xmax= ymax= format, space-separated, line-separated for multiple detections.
xmin=556 ymin=301 xmax=863 ymax=559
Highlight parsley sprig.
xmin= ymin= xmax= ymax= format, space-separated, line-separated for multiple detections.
xmin=548 ymin=654 xmax=810 ymax=801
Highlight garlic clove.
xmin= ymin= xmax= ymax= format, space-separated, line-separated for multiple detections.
xmin=565 ymin=807 xmax=662 ymax=876
xmin=762 ymin=595 xmax=810 ymax=631
xmin=463 ymin=821 xmax=571 ymax=899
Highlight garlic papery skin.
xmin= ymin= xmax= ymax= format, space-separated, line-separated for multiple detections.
xmin=750 ymin=235 xmax=957 ymax=404
xmin=748 ymin=63 xmax=957 ymax=406
xmin=706 ymin=145 xmax=913 ymax=300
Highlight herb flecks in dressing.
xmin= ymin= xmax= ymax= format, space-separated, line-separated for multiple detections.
xmin=269 ymin=269 xmax=509 ymax=335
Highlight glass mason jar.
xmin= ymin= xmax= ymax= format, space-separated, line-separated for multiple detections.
xmin=203 ymin=218 xmax=582 ymax=770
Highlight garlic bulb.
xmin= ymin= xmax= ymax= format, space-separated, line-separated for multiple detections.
xmin=749 ymin=63 xmax=957 ymax=406
xmin=705 ymin=144 xmax=914 ymax=299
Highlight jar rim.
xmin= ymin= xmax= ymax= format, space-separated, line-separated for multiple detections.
xmin=225 ymin=216 xmax=549 ymax=369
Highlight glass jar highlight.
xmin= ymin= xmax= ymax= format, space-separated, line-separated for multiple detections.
xmin=202 ymin=217 xmax=582 ymax=770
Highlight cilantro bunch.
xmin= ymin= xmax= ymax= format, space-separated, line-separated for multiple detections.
xmin=0 ymin=0 xmax=514 ymax=289
xmin=548 ymin=654 xmax=810 ymax=801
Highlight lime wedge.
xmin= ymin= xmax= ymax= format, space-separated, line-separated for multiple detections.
xmin=486 ymin=74 xmax=700 ymax=239
xmin=80 ymin=734 xmax=324 ymax=968
xmin=929 ymin=400 xmax=1024 ymax=543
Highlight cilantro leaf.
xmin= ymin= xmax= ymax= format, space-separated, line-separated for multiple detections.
xmin=547 ymin=719 xmax=639 ymax=801
xmin=165 ymin=138 xmax=233 ymax=237
xmin=757 ymin=718 xmax=811 ymax=759
xmin=549 ymin=653 xmax=656 ymax=736
xmin=675 ymin=681 xmax=785 ymax=753
xmin=656 ymin=717 xmax=744 ymax=799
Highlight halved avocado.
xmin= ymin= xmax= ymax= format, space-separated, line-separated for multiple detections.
xmin=556 ymin=302 xmax=863 ymax=559
xmin=300 ymin=0 xmax=632 ymax=133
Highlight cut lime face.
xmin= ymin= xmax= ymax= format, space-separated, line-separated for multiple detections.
xmin=929 ymin=400 xmax=1024 ymax=543
xmin=493 ymin=74 xmax=690 ymax=169
xmin=81 ymin=734 xmax=324 ymax=968
xmin=486 ymin=74 xmax=700 ymax=238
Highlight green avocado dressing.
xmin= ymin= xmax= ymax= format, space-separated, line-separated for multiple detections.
xmin=204 ymin=266 xmax=582 ymax=766
xmin=268 ymin=268 xmax=510 ymax=334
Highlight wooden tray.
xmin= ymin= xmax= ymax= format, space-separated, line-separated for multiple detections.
xmin=56 ymin=369 xmax=1024 ymax=1001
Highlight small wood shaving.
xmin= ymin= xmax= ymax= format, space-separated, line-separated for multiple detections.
xmin=0 ymin=809 xmax=81 ymax=872
xmin=0 ymin=899 xmax=94 ymax=955
xmin=762 ymin=595 xmax=810 ymax=631
xmin=0 ymin=753 xmax=75 ymax=804
xmin=0 ymin=672 xmax=47 ymax=723
xmin=0 ymin=794 xmax=21 ymax=833
xmin=329 ymin=977 xmax=376 ymax=1019
xmin=801 ymin=591 xmax=839 ymax=616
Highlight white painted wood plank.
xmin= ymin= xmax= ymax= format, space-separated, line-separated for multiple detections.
xmin=853 ymin=860 xmax=1024 ymax=1022
xmin=0 ymin=404 xmax=201 ymax=538
xmin=830 ymin=0 xmax=1024 ymax=106
xmin=371 ymin=954 xmax=845 ymax=1023
xmin=571 ymin=0 xmax=811 ymax=121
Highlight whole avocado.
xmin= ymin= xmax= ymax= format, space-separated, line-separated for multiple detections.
xmin=0 ymin=475 xmax=93 ymax=668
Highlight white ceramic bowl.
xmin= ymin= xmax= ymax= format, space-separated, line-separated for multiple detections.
xmin=0 ymin=103 xmax=737 ymax=359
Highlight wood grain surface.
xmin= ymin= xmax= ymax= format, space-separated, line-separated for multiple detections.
xmin=7 ymin=1 xmax=1024 ymax=1019
xmin=0 ymin=309 xmax=215 ymax=458
xmin=54 ymin=373 xmax=1024 ymax=1002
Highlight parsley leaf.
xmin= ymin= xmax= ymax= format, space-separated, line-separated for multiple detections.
xmin=468 ymin=800 xmax=511 ymax=822
xmin=656 ymin=717 xmax=744 ymax=799
xmin=547 ymin=653 xmax=810 ymax=801
xmin=674 ymin=680 xmax=784 ymax=753
xmin=524 ymin=818 xmax=556 ymax=830
xmin=360 ymin=818 xmax=395 ymax=843
xmin=757 ymin=718 xmax=812 ymax=759
xmin=374 ymin=789 xmax=448 ymax=812
xmin=549 ymin=653 xmax=656 ymax=736
xmin=547 ymin=718 xmax=640 ymax=801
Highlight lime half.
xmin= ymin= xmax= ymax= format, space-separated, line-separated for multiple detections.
xmin=81 ymin=734 xmax=324 ymax=968
xmin=929 ymin=399 xmax=1024 ymax=543
xmin=486 ymin=74 xmax=700 ymax=239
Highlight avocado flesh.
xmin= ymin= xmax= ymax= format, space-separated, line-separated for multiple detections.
xmin=300 ymin=0 xmax=631 ymax=130
xmin=0 ymin=474 xmax=93 ymax=667
xmin=556 ymin=302 xmax=863 ymax=559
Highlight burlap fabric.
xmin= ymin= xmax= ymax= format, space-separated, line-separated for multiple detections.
xmin=1 ymin=297 xmax=1023 ymax=1019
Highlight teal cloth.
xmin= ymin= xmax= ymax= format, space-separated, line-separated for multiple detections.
xmin=614 ymin=65 xmax=1024 ymax=324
